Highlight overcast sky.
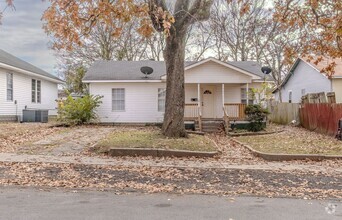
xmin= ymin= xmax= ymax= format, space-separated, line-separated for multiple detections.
xmin=0 ymin=0 xmax=57 ymax=75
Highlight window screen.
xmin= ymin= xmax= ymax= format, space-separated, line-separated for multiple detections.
xmin=112 ymin=88 xmax=125 ymax=111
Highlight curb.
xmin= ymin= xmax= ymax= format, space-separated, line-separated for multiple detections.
xmin=231 ymin=139 xmax=342 ymax=161
xmin=228 ymin=130 xmax=284 ymax=137
xmin=108 ymin=148 xmax=218 ymax=158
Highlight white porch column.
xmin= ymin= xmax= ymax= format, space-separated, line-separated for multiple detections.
xmin=246 ymin=83 xmax=249 ymax=105
xmin=197 ymin=83 xmax=201 ymax=109
xmin=222 ymin=84 xmax=225 ymax=107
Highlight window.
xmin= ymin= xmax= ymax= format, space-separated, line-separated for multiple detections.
xmin=158 ymin=88 xmax=166 ymax=112
xmin=289 ymin=90 xmax=292 ymax=103
xmin=241 ymin=88 xmax=253 ymax=104
xmin=31 ymin=79 xmax=41 ymax=103
xmin=6 ymin=73 xmax=13 ymax=101
xmin=37 ymin=80 xmax=41 ymax=103
xmin=32 ymin=79 xmax=36 ymax=103
xmin=112 ymin=88 xmax=125 ymax=111
xmin=301 ymin=89 xmax=306 ymax=96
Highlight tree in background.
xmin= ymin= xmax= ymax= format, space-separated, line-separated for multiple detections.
xmin=209 ymin=0 xmax=303 ymax=102
xmin=0 ymin=0 xmax=14 ymax=25
xmin=274 ymin=0 xmax=342 ymax=76
xmin=64 ymin=66 xmax=87 ymax=94
xmin=43 ymin=0 xmax=214 ymax=138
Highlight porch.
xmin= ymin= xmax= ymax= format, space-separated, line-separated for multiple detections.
xmin=184 ymin=103 xmax=247 ymax=120
xmin=184 ymin=83 xmax=251 ymax=120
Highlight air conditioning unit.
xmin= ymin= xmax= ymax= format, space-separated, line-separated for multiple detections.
xmin=22 ymin=110 xmax=49 ymax=123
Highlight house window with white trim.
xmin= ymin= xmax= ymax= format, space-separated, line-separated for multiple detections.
xmin=112 ymin=88 xmax=125 ymax=111
xmin=31 ymin=79 xmax=41 ymax=103
xmin=158 ymin=88 xmax=166 ymax=112
xmin=241 ymin=88 xmax=253 ymax=104
xmin=6 ymin=73 xmax=13 ymax=101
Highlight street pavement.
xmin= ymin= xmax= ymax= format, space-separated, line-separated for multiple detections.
xmin=0 ymin=187 xmax=341 ymax=220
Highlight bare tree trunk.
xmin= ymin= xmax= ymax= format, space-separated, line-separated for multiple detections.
xmin=162 ymin=26 xmax=188 ymax=138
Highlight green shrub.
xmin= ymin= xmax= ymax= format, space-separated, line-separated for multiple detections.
xmin=57 ymin=95 xmax=102 ymax=125
xmin=245 ymin=104 xmax=269 ymax=132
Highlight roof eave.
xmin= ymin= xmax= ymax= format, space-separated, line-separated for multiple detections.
xmin=82 ymin=79 xmax=164 ymax=83
xmin=0 ymin=62 xmax=64 ymax=84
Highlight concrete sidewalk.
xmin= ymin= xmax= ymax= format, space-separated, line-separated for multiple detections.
xmin=0 ymin=152 xmax=341 ymax=173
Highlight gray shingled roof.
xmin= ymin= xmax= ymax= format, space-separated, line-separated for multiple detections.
xmin=84 ymin=60 xmax=167 ymax=81
xmin=84 ymin=59 xmax=273 ymax=81
xmin=227 ymin=61 xmax=273 ymax=81
xmin=0 ymin=49 xmax=62 ymax=82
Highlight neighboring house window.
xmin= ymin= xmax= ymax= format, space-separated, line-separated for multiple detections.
xmin=241 ymin=88 xmax=253 ymax=104
xmin=37 ymin=80 xmax=41 ymax=103
xmin=158 ymin=88 xmax=166 ymax=112
xmin=301 ymin=89 xmax=306 ymax=96
xmin=289 ymin=90 xmax=292 ymax=103
xmin=112 ymin=88 xmax=125 ymax=111
xmin=31 ymin=79 xmax=41 ymax=103
xmin=6 ymin=73 xmax=13 ymax=101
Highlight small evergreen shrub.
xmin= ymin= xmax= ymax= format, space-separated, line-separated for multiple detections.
xmin=245 ymin=104 xmax=269 ymax=132
xmin=57 ymin=95 xmax=102 ymax=125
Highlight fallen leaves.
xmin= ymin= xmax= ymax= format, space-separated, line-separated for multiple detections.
xmin=0 ymin=162 xmax=341 ymax=200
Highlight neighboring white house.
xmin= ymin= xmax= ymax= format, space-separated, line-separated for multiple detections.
xmin=273 ymin=57 xmax=342 ymax=103
xmin=0 ymin=49 xmax=64 ymax=121
xmin=83 ymin=57 xmax=273 ymax=124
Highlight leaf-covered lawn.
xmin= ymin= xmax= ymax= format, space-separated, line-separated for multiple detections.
xmin=96 ymin=128 xmax=217 ymax=152
xmin=236 ymin=125 xmax=342 ymax=155
xmin=0 ymin=123 xmax=62 ymax=153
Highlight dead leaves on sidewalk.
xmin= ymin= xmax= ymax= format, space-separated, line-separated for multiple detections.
xmin=0 ymin=162 xmax=341 ymax=199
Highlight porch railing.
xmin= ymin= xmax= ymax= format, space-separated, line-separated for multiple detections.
xmin=184 ymin=104 xmax=199 ymax=118
xmin=185 ymin=103 xmax=202 ymax=131
xmin=224 ymin=103 xmax=247 ymax=120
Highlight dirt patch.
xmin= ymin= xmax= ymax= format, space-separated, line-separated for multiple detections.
xmin=18 ymin=125 xmax=117 ymax=156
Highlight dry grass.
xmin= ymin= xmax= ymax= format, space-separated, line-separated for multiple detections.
xmin=236 ymin=125 xmax=342 ymax=155
xmin=96 ymin=127 xmax=217 ymax=152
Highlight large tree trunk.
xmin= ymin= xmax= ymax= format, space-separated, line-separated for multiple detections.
xmin=162 ymin=26 xmax=189 ymax=138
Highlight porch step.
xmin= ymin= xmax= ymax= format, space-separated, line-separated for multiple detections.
xmin=195 ymin=120 xmax=224 ymax=133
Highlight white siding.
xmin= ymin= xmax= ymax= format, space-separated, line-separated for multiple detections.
xmin=332 ymin=78 xmax=342 ymax=103
xmin=89 ymin=82 xmax=166 ymax=123
xmin=276 ymin=60 xmax=332 ymax=103
xmin=185 ymin=84 xmax=198 ymax=104
xmin=185 ymin=61 xmax=253 ymax=83
xmin=0 ymin=68 xmax=58 ymax=117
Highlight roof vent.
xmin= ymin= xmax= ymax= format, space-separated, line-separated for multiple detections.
xmin=140 ymin=66 xmax=153 ymax=78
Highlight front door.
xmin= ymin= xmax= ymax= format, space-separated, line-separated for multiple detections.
xmin=202 ymin=85 xmax=215 ymax=118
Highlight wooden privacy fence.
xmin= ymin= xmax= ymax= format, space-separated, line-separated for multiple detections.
xmin=268 ymin=103 xmax=300 ymax=124
xmin=299 ymin=103 xmax=342 ymax=136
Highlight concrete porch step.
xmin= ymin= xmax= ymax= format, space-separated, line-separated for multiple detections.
xmin=195 ymin=120 xmax=224 ymax=133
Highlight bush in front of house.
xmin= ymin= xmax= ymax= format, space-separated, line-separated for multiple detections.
xmin=57 ymin=95 xmax=102 ymax=125
xmin=245 ymin=104 xmax=269 ymax=132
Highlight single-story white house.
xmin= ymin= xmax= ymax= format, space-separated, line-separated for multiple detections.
xmin=273 ymin=57 xmax=342 ymax=103
xmin=0 ymin=49 xmax=64 ymax=121
xmin=83 ymin=57 xmax=273 ymax=124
